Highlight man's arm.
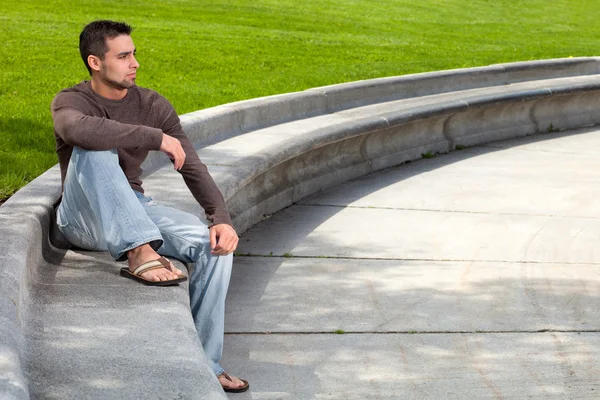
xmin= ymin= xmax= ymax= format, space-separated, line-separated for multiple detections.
xmin=52 ymin=93 xmax=163 ymax=151
xmin=156 ymin=97 xmax=238 ymax=254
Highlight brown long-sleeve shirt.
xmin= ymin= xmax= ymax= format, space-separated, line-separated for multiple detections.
xmin=51 ymin=81 xmax=232 ymax=226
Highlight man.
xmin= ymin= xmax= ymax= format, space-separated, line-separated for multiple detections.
xmin=51 ymin=20 xmax=248 ymax=393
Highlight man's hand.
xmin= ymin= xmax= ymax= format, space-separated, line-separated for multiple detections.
xmin=160 ymin=133 xmax=186 ymax=170
xmin=209 ymin=224 xmax=239 ymax=255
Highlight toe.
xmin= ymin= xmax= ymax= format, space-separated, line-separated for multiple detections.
xmin=167 ymin=271 xmax=178 ymax=279
xmin=153 ymin=272 xmax=164 ymax=281
xmin=160 ymin=270 xmax=172 ymax=281
xmin=168 ymin=262 xmax=183 ymax=276
xmin=219 ymin=374 xmax=246 ymax=389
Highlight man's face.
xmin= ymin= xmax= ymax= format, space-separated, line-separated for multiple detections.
xmin=96 ymin=34 xmax=139 ymax=90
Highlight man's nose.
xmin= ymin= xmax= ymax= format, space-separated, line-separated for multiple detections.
xmin=131 ymin=55 xmax=140 ymax=69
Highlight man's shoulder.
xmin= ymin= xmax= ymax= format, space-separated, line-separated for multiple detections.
xmin=55 ymin=81 xmax=91 ymax=97
xmin=53 ymin=81 xmax=96 ymax=102
xmin=134 ymin=85 xmax=171 ymax=105
xmin=134 ymin=86 xmax=176 ymax=116
xmin=51 ymin=81 xmax=97 ymax=111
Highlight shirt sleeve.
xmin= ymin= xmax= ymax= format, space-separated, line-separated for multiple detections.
xmin=51 ymin=92 xmax=163 ymax=151
xmin=155 ymin=96 xmax=234 ymax=227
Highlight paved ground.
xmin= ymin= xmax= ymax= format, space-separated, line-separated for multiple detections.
xmin=221 ymin=127 xmax=600 ymax=399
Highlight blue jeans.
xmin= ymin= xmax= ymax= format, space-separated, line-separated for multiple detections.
xmin=56 ymin=147 xmax=232 ymax=376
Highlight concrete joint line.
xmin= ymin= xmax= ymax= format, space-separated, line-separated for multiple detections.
xmin=233 ymin=253 xmax=600 ymax=266
xmin=358 ymin=129 xmax=372 ymax=165
xmin=225 ymin=329 xmax=600 ymax=336
xmin=529 ymin=99 xmax=541 ymax=133
xmin=299 ymin=202 xmax=600 ymax=220
xmin=231 ymin=107 xmax=244 ymax=134
xmin=441 ymin=112 xmax=455 ymax=149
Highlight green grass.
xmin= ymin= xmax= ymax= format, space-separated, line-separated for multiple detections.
xmin=2 ymin=0 xmax=600 ymax=200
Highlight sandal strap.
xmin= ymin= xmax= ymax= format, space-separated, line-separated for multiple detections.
xmin=157 ymin=257 xmax=172 ymax=271
xmin=132 ymin=260 xmax=163 ymax=276
xmin=220 ymin=372 xmax=233 ymax=382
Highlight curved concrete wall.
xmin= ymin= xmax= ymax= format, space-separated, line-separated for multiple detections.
xmin=2 ymin=57 xmax=600 ymax=398
xmin=140 ymin=57 xmax=600 ymax=176
xmin=221 ymin=84 xmax=600 ymax=234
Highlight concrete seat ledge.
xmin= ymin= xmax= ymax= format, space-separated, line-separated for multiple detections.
xmin=0 ymin=169 xmax=227 ymax=399
xmin=2 ymin=57 xmax=600 ymax=399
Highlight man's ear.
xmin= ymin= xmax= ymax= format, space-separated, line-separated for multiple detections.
xmin=87 ymin=55 xmax=101 ymax=72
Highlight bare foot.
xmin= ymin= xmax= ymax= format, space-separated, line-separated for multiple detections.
xmin=127 ymin=244 xmax=183 ymax=282
xmin=218 ymin=372 xmax=249 ymax=392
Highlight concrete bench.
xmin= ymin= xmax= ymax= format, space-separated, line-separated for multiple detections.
xmin=0 ymin=173 xmax=226 ymax=399
xmin=2 ymin=57 xmax=600 ymax=399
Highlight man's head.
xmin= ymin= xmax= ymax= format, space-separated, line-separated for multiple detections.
xmin=79 ymin=20 xmax=139 ymax=91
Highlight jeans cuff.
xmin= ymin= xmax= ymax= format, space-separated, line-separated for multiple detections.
xmin=115 ymin=236 xmax=164 ymax=261
xmin=214 ymin=364 xmax=225 ymax=377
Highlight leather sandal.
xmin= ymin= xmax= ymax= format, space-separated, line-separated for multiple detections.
xmin=120 ymin=256 xmax=187 ymax=286
xmin=219 ymin=371 xmax=249 ymax=393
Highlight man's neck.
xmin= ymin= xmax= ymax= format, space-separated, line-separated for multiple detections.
xmin=90 ymin=77 xmax=128 ymax=100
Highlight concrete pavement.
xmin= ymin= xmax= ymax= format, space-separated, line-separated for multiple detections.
xmin=222 ymin=127 xmax=600 ymax=399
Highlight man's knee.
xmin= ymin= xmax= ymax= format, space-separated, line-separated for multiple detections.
xmin=70 ymin=147 xmax=119 ymax=165
xmin=66 ymin=147 xmax=127 ymax=188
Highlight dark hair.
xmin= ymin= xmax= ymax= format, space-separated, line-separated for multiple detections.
xmin=79 ymin=20 xmax=133 ymax=75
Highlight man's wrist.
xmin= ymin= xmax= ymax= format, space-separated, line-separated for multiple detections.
xmin=208 ymin=216 xmax=234 ymax=228
xmin=209 ymin=222 xmax=232 ymax=229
